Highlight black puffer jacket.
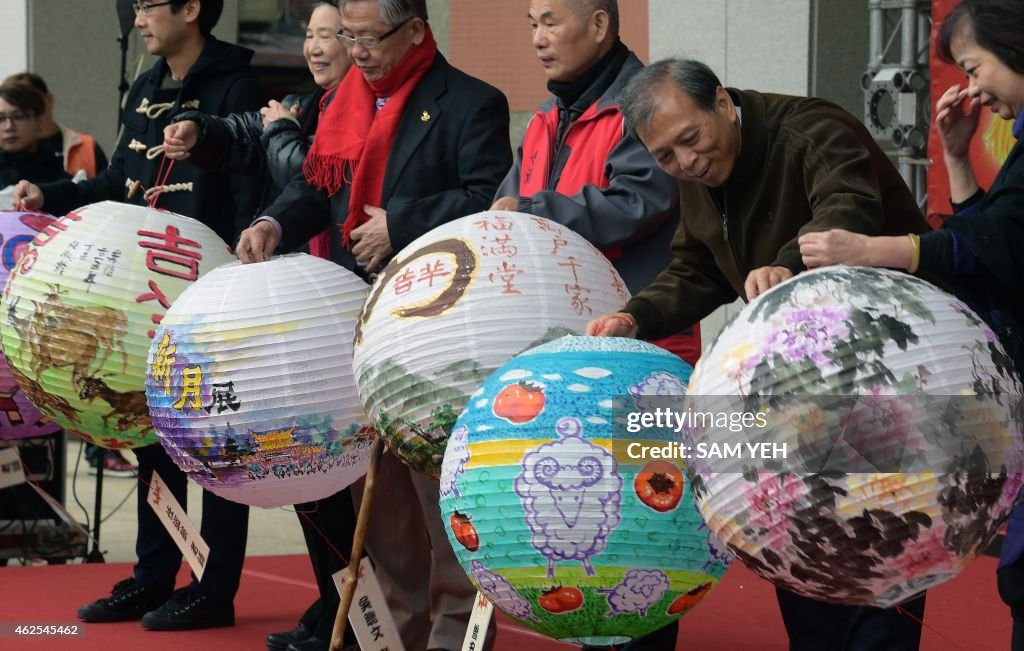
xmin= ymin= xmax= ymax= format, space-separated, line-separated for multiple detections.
xmin=173 ymin=87 xmax=325 ymax=194
xmin=37 ymin=37 xmax=266 ymax=245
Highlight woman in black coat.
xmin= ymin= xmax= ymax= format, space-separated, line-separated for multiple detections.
xmin=0 ymin=83 xmax=69 ymax=189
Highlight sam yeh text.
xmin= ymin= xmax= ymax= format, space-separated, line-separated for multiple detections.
xmin=625 ymin=441 xmax=788 ymax=461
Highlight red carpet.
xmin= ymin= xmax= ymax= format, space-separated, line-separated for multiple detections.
xmin=0 ymin=554 xmax=1007 ymax=650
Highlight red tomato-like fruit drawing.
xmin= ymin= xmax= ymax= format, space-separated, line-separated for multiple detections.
xmin=538 ymin=585 xmax=584 ymax=613
xmin=492 ymin=381 xmax=545 ymax=424
xmin=667 ymin=581 xmax=713 ymax=615
xmin=450 ymin=511 xmax=480 ymax=552
xmin=634 ymin=460 xmax=685 ymax=512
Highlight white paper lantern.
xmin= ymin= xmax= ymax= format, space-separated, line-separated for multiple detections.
xmin=352 ymin=211 xmax=631 ymax=477
xmin=146 ymin=254 xmax=373 ymax=508
xmin=685 ymin=266 xmax=1024 ymax=607
xmin=0 ymin=201 xmax=235 ymax=448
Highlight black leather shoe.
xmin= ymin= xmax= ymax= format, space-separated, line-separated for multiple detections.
xmin=267 ymin=622 xmax=314 ymax=650
xmin=77 ymin=577 xmax=173 ymax=623
xmin=286 ymin=637 xmax=328 ymax=651
xmin=140 ymin=586 xmax=234 ymax=631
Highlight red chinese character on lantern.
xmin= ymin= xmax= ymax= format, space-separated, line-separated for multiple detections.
xmin=490 ymin=216 xmax=514 ymax=231
xmin=551 ymin=236 xmax=569 ymax=256
xmin=530 ymin=217 xmax=560 ymax=233
xmin=489 ymin=234 xmax=518 ymax=257
xmin=393 ymin=268 xmax=416 ymax=295
xmin=487 ymin=260 xmax=524 ymax=295
xmin=138 ymin=225 xmax=203 ymax=281
xmin=136 ymin=279 xmax=171 ymax=309
xmin=473 ymin=219 xmax=491 ymax=231
xmin=417 ymin=260 xmax=450 ymax=288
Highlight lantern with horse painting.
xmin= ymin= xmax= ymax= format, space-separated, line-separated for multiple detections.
xmin=0 ymin=211 xmax=62 ymax=439
xmin=0 ymin=201 xmax=235 ymax=448
xmin=352 ymin=211 xmax=631 ymax=477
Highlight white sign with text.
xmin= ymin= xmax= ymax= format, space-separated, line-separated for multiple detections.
xmin=461 ymin=592 xmax=494 ymax=651
xmin=334 ymin=557 xmax=405 ymax=651
xmin=0 ymin=447 xmax=26 ymax=490
xmin=146 ymin=470 xmax=209 ymax=581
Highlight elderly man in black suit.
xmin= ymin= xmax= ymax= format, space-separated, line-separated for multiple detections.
xmin=237 ymin=2 xmax=510 ymax=650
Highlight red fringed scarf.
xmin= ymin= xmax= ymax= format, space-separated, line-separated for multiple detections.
xmin=304 ymin=25 xmax=438 ymax=258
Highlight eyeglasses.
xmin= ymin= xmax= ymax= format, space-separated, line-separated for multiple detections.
xmin=336 ymin=17 xmax=412 ymax=50
xmin=133 ymin=1 xmax=173 ymax=16
xmin=0 ymin=113 xmax=32 ymax=126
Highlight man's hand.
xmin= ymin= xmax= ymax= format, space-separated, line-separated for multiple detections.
xmin=260 ymin=100 xmax=299 ymax=130
xmin=585 ymin=313 xmax=639 ymax=338
xmin=236 ymin=220 xmax=280 ymax=263
xmin=490 ymin=196 xmax=519 ymax=212
xmin=350 ymin=205 xmax=393 ymax=273
xmin=163 ymin=121 xmax=200 ymax=160
xmin=744 ymin=265 xmax=793 ymax=301
xmin=12 ymin=181 xmax=44 ymax=211
xmin=798 ymin=229 xmax=869 ymax=268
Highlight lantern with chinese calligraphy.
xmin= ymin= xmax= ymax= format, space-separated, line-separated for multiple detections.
xmin=684 ymin=266 xmax=1024 ymax=607
xmin=0 ymin=201 xmax=235 ymax=449
xmin=0 ymin=211 xmax=62 ymax=440
xmin=440 ymin=335 xmax=729 ymax=644
xmin=352 ymin=211 xmax=631 ymax=477
xmin=146 ymin=254 xmax=374 ymax=508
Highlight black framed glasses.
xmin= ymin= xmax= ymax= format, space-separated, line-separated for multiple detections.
xmin=336 ymin=17 xmax=412 ymax=50
xmin=133 ymin=1 xmax=173 ymax=16
xmin=0 ymin=112 xmax=32 ymax=126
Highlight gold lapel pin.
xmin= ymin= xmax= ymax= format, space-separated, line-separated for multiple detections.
xmin=421 ymin=110 xmax=431 ymax=122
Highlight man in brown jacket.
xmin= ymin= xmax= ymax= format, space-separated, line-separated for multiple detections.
xmin=589 ymin=58 xmax=930 ymax=650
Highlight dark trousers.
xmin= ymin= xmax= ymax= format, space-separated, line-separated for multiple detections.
xmin=296 ymin=487 xmax=358 ymax=645
xmin=582 ymin=619 xmax=679 ymax=650
xmin=999 ymin=558 xmax=1024 ymax=651
xmin=133 ymin=444 xmax=249 ymax=602
xmin=776 ymin=588 xmax=926 ymax=651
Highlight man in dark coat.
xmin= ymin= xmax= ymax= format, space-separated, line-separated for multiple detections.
xmin=14 ymin=0 xmax=265 ymax=632
xmin=237 ymin=2 xmax=510 ymax=649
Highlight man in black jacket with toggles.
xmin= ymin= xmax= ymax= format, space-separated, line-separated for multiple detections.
xmin=14 ymin=0 xmax=265 ymax=632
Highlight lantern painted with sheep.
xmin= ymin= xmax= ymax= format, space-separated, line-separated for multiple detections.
xmin=147 ymin=254 xmax=374 ymax=508
xmin=0 ymin=201 xmax=235 ymax=448
xmin=684 ymin=266 xmax=1024 ymax=607
xmin=353 ymin=211 xmax=632 ymax=477
xmin=439 ymin=335 xmax=730 ymax=645
xmin=0 ymin=211 xmax=62 ymax=439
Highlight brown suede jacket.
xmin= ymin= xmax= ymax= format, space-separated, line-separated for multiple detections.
xmin=624 ymin=88 xmax=930 ymax=339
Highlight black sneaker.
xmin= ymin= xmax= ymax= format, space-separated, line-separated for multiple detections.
xmin=140 ymin=585 xmax=235 ymax=631
xmin=77 ymin=577 xmax=173 ymax=623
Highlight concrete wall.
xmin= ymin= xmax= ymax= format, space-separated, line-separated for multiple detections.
xmin=0 ymin=1 xmax=29 ymax=82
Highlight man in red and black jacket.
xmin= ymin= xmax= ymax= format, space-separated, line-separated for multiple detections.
xmin=491 ymin=0 xmax=699 ymax=370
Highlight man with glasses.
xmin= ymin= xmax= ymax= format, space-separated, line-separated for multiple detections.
xmin=14 ymin=0 xmax=265 ymax=633
xmin=237 ymin=1 xmax=510 ymax=649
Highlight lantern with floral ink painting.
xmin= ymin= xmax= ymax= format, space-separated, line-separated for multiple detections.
xmin=684 ymin=266 xmax=1024 ymax=607
xmin=146 ymin=254 xmax=374 ymax=508
xmin=0 ymin=201 xmax=235 ymax=448
xmin=439 ymin=335 xmax=730 ymax=644
xmin=0 ymin=211 xmax=63 ymax=439
xmin=352 ymin=211 xmax=631 ymax=477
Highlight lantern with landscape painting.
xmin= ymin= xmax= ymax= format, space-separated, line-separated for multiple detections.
xmin=0 ymin=211 xmax=61 ymax=440
xmin=147 ymin=254 xmax=374 ymax=508
xmin=352 ymin=211 xmax=631 ymax=477
xmin=684 ymin=266 xmax=1024 ymax=607
xmin=440 ymin=335 xmax=730 ymax=644
xmin=0 ymin=201 xmax=235 ymax=448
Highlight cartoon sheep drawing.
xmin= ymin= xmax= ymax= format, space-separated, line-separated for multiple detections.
xmin=515 ymin=416 xmax=623 ymax=577
xmin=469 ymin=560 xmax=538 ymax=622
xmin=599 ymin=568 xmax=671 ymax=616
xmin=630 ymin=371 xmax=687 ymax=413
xmin=441 ymin=423 xmax=470 ymax=499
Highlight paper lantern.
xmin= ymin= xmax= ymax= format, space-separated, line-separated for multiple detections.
xmin=0 ymin=201 xmax=235 ymax=448
xmin=146 ymin=254 xmax=373 ymax=508
xmin=439 ymin=335 xmax=730 ymax=645
xmin=353 ymin=211 xmax=631 ymax=477
xmin=0 ymin=211 xmax=62 ymax=439
xmin=684 ymin=266 xmax=1024 ymax=607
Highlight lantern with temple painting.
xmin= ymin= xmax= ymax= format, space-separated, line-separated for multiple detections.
xmin=352 ymin=211 xmax=631 ymax=477
xmin=684 ymin=266 xmax=1024 ymax=607
xmin=147 ymin=254 xmax=374 ymax=508
xmin=440 ymin=335 xmax=730 ymax=645
xmin=0 ymin=201 xmax=235 ymax=448
xmin=0 ymin=211 xmax=62 ymax=439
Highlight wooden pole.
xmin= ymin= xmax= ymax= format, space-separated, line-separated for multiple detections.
xmin=330 ymin=436 xmax=386 ymax=651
